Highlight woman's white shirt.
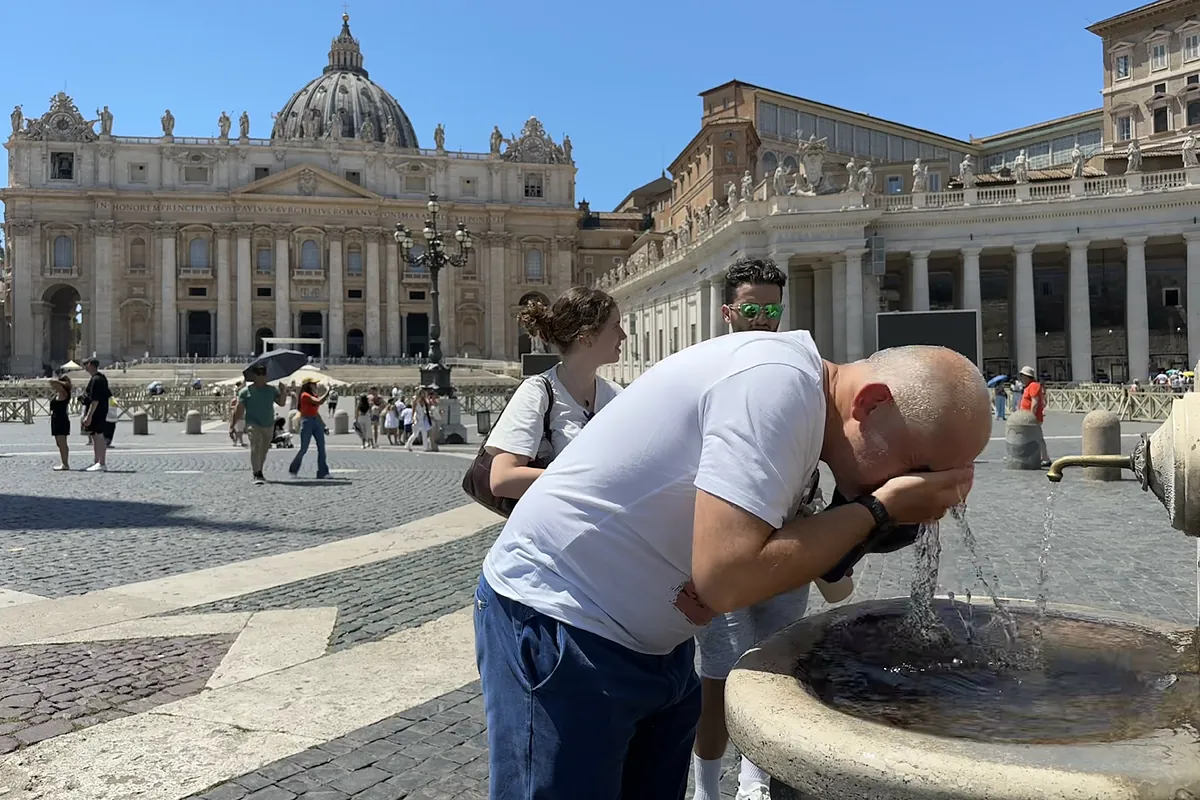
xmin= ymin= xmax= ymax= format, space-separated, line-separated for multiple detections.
xmin=486 ymin=366 xmax=622 ymax=460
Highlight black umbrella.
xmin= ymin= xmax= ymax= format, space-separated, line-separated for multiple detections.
xmin=243 ymin=350 xmax=308 ymax=383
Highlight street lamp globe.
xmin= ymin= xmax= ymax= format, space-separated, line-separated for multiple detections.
xmin=454 ymin=223 xmax=466 ymax=243
xmin=426 ymin=194 xmax=440 ymax=215
xmin=423 ymin=222 xmax=435 ymax=241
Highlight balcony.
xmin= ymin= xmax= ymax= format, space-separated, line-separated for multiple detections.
xmin=178 ymin=266 xmax=212 ymax=280
xmin=42 ymin=264 xmax=79 ymax=279
xmin=292 ymin=268 xmax=325 ymax=282
xmin=402 ymin=269 xmax=430 ymax=282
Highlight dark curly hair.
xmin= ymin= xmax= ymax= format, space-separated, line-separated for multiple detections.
xmin=517 ymin=287 xmax=618 ymax=352
xmin=723 ymin=257 xmax=787 ymax=303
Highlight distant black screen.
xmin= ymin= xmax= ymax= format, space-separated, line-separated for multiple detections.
xmin=876 ymin=311 xmax=979 ymax=366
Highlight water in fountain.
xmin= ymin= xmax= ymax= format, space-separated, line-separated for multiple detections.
xmin=949 ymin=504 xmax=1021 ymax=646
xmin=899 ymin=520 xmax=952 ymax=647
xmin=1031 ymin=487 xmax=1061 ymax=655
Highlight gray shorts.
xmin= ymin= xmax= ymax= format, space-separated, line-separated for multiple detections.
xmin=696 ymin=585 xmax=811 ymax=680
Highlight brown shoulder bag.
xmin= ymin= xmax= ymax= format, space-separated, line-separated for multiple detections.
xmin=461 ymin=376 xmax=554 ymax=517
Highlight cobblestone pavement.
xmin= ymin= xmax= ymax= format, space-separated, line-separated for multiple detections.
xmin=0 ymin=634 xmax=236 ymax=754
xmin=0 ymin=423 xmax=473 ymax=597
xmin=172 ymin=524 xmax=504 ymax=652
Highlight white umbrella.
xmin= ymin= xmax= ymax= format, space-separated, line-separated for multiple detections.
xmin=59 ymin=360 xmax=82 ymax=371
xmin=272 ymin=367 xmax=349 ymax=388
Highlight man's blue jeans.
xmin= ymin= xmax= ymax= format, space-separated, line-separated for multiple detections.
xmin=474 ymin=575 xmax=700 ymax=800
xmin=289 ymin=416 xmax=329 ymax=478
xmin=994 ymin=395 xmax=1007 ymax=419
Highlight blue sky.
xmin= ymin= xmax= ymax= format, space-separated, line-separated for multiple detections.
xmin=5 ymin=0 xmax=1134 ymax=211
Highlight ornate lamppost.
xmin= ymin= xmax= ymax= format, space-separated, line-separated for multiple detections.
xmin=394 ymin=193 xmax=473 ymax=395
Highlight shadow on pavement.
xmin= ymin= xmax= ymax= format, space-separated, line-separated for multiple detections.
xmin=0 ymin=494 xmax=270 ymax=533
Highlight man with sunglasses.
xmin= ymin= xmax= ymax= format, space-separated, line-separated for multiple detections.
xmin=474 ymin=302 xmax=990 ymax=800
xmin=693 ymin=258 xmax=808 ymax=800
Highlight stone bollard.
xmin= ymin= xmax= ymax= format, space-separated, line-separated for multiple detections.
xmin=333 ymin=408 xmax=350 ymax=435
xmin=132 ymin=410 xmax=149 ymax=436
xmin=1005 ymin=411 xmax=1043 ymax=470
xmin=1081 ymin=410 xmax=1122 ymax=481
xmin=185 ymin=409 xmax=202 ymax=435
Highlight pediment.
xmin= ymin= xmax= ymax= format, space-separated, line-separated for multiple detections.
xmin=233 ymin=164 xmax=382 ymax=200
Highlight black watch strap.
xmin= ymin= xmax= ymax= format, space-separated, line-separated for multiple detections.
xmin=853 ymin=494 xmax=894 ymax=533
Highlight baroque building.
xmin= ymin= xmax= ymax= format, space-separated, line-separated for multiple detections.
xmin=599 ymin=0 xmax=1200 ymax=386
xmin=1 ymin=14 xmax=578 ymax=375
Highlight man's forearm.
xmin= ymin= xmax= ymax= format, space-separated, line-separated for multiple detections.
xmin=698 ymin=503 xmax=876 ymax=613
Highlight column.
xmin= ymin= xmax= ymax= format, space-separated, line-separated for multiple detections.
xmin=488 ymin=236 xmax=507 ymax=358
xmin=844 ymin=248 xmax=866 ymax=361
xmin=862 ymin=274 xmax=880 ymax=356
xmin=215 ymin=225 xmax=232 ymax=356
xmin=443 ymin=252 xmax=457 ymax=357
xmin=961 ymin=247 xmax=983 ymax=366
xmin=1187 ymin=233 xmax=1200 ymax=369
xmin=89 ymin=221 xmax=115 ymax=362
xmin=32 ymin=302 xmax=45 ymax=371
xmin=9 ymin=221 xmax=34 ymax=373
xmin=910 ymin=250 xmax=931 ymax=311
xmin=812 ymin=265 xmax=833 ymax=356
xmin=157 ymin=223 xmax=178 ymax=356
xmin=1067 ymin=240 xmax=1092 ymax=382
xmin=1013 ymin=244 xmax=1038 ymax=373
xmin=831 ymin=259 xmax=847 ymax=362
xmin=1124 ymin=235 xmax=1150 ymax=381
xmin=273 ymin=226 xmax=291 ymax=338
xmin=699 ymin=279 xmax=712 ymax=339
xmin=234 ymin=224 xmax=253 ymax=355
xmin=708 ymin=280 xmax=724 ymax=338
xmin=385 ymin=237 xmax=400 ymax=356
xmin=364 ymin=228 xmax=382 ymax=357
xmin=209 ymin=309 xmax=217 ymax=357
xmin=328 ymin=228 xmax=345 ymax=357
xmin=178 ymin=309 xmax=187 ymax=356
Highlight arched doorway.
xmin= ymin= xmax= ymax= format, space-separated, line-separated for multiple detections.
xmin=517 ymin=292 xmax=549 ymax=357
xmin=297 ymin=311 xmax=324 ymax=358
xmin=254 ymin=327 xmax=274 ymax=355
xmin=346 ymin=328 xmax=365 ymax=358
xmin=43 ymin=285 xmax=81 ymax=367
xmin=186 ymin=311 xmax=213 ymax=358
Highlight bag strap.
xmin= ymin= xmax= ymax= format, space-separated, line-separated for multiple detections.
xmin=540 ymin=376 xmax=554 ymax=444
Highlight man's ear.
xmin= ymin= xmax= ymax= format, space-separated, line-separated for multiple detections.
xmin=850 ymin=382 xmax=893 ymax=422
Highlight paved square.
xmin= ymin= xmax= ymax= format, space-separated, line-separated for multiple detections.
xmin=0 ymin=412 xmax=1195 ymax=799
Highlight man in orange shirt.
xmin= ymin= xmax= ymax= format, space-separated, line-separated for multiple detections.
xmin=1017 ymin=365 xmax=1051 ymax=467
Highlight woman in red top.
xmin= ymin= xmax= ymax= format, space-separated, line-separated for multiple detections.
xmin=288 ymin=378 xmax=331 ymax=478
xmin=1017 ymin=365 xmax=1051 ymax=466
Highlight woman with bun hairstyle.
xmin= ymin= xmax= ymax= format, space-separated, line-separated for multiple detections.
xmin=485 ymin=286 xmax=626 ymax=500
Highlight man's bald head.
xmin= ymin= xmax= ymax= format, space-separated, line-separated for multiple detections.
xmin=822 ymin=346 xmax=992 ymax=494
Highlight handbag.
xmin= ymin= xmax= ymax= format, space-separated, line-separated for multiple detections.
xmin=462 ymin=376 xmax=554 ymax=517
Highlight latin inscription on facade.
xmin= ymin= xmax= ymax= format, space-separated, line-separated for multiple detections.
xmin=96 ymin=200 xmax=485 ymax=226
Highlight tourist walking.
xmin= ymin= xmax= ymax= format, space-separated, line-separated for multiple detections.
xmin=383 ymin=399 xmax=401 ymax=445
xmin=484 ymin=286 xmax=624 ymax=501
xmin=80 ymin=358 xmax=113 ymax=472
xmin=407 ymin=390 xmax=437 ymax=451
xmin=400 ymin=402 xmax=414 ymax=444
xmin=355 ymin=394 xmax=374 ymax=448
xmin=1017 ymin=364 xmax=1051 ymax=467
xmin=474 ymin=334 xmax=990 ymax=800
xmin=48 ymin=372 xmax=72 ymax=471
xmin=288 ymin=378 xmax=330 ymax=479
xmin=229 ymin=364 xmax=286 ymax=485
xmin=993 ymin=381 xmax=1008 ymax=421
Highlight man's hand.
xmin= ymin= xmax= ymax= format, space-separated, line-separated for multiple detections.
xmin=82 ymin=415 xmax=92 ymax=429
xmin=873 ymin=467 xmax=974 ymax=524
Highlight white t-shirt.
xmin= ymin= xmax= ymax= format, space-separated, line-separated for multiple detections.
xmin=400 ymin=406 xmax=413 ymax=426
xmin=482 ymin=331 xmax=827 ymax=655
xmin=485 ymin=366 xmax=622 ymax=461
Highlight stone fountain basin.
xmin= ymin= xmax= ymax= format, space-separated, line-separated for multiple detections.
xmin=725 ymin=598 xmax=1199 ymax=800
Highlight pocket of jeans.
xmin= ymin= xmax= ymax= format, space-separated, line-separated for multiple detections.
xmin=515 ymin=610 xmax=569 ymax=693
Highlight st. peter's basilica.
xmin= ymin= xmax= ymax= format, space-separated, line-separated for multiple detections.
xmin=1 ymin=14 xmax=579 ymax=374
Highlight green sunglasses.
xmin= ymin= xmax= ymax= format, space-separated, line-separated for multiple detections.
xmin=730 ymin=302 xmax=783 ymax=320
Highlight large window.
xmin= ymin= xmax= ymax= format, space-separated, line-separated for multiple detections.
xmin=1117 ymin=116 xmax=1133 ymax=141
xmin=53 ymin=235 xmax=73 ymax=268
xmin=1151 ymin=42 xmax=1168 ymax=70
xmin=256 ymin=244 xmax=272 ymax=273
xmin=1189 ymin=101 xmax=1200 ymax=127
xmin=188 ymin=237 xmax=209 ymax=269
xmin=524 ymin=248 xmax=544 ymax=283
xmin=300 ymin=239 xmax=320 ymax=271
xmin=129 ymin=238 xmax=146 ymax=271
xmin=1186 ymin=33 xmax=1200 ymax=62
xmin=761 ymin=151 xmax=778 ymax=176
xmin=347 ymin=244 xmax=364 ymax=275
xmin=757 ymin=102 xmax=778 ymax=136
xmin=523 ymin=173 xmax=544 ymax=198
xmin=1115 ymin=53 xmax=1131 ymax=79
xmin=1153 ymin=105 xmax=1170 ymax=134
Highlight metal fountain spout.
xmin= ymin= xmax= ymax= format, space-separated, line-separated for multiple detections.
xmin=1046 ymin=391 xmax=1200 ymax=537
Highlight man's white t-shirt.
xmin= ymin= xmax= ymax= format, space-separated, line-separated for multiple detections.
xmin=485 ymin=366 xmax=622 ymax=461
xmin=482 ymin=331 xmax=827 ymax=655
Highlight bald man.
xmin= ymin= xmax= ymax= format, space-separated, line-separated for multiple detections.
xmin=474 ymin=332 xmax=991 ymax=800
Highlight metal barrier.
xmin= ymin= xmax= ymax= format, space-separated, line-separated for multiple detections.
xmin=0 ymin=400 xmax=33 ymax=424
xmin=1046 ymin=386 xmax=1182 ymax=422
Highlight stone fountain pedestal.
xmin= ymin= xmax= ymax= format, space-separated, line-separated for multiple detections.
xmin=725 ymin=599 xmax=1199 ymax=800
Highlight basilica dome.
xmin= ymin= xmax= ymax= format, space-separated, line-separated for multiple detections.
xmin=272 ymin=15 xmax=418 ymax=148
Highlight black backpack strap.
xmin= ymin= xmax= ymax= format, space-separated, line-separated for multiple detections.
xmin=540 ymin=376 xmax=554 ymax=443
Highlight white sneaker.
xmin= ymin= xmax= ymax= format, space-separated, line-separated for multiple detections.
xmin=735 ymin=785 xmax=771 ymax=800
xmin=85 ymin=463 xmax=107 ymax=472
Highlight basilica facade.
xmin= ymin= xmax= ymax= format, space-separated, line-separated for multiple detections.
xmin=1 ymin=15 xmax=579 ymax=375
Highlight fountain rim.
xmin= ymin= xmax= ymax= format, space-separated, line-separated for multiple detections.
xmin=725 ymin=597 xmax=1199 ymax=800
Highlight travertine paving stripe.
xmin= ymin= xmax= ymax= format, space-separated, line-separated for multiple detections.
xmin=0 ymin=606 xmax=477 ymax=800
xmin=0 ymin=504 xmax=500 ymax=647
xmin=0 ymin=589 xmax=45 ymax=609
xmin=25 ymin=612 xmax=252 ymax=644
xmin=206 ymin=608 xmax=337 ymax=689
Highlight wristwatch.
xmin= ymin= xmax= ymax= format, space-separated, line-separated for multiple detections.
xmin=852 ymin=494 xmax=895 ymax=535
